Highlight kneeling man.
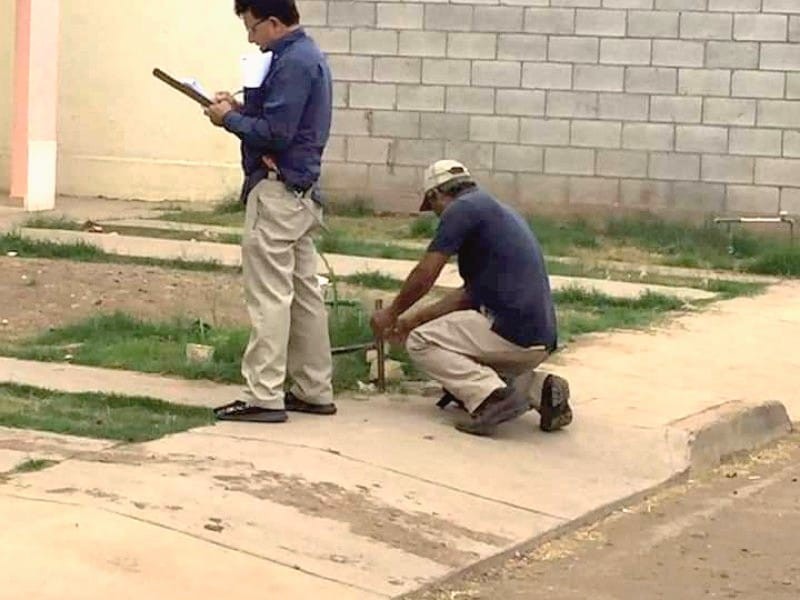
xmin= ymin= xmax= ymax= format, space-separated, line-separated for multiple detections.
xmin=370 ymin=160 xmax=573 ymax=436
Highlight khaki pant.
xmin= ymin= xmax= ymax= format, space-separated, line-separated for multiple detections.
xmin=406 ymin=310 xmax=552 ymax=413
xmin=240 ymin=179 xmax=333 ymax=409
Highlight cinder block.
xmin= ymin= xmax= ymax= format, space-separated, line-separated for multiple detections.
xmin=329 ymin=2 xmax=375 ymax=27
xmin=425 ymin=4 xmax=473 ymax=32
xmin=520 ymin=118 xmax=571 ymax=145
xmin=297 ymin=1 xmax=327 ymax=26
xmin=600 ymin=39 xmax=651 ymax=66
xmin=394 ymin=140 xmax=446 ymax=167
xmin=372 ymin=111 xmax=420 ymax=138
xmin=522 ymin=63 xmax=573 ymax=90
xmin=421 ymin=114 xmax=470 ymax=141
xmin=598 ymin=93 xmax=649 ymax=121
xmin=470 ymin=116 xmax=520 ymax=143
xmin=328 ymin=55 xmax=373 ymax=81
xmin=709 ymin=0 xmax=761 ymax=10
xmin=495 ymin=144 xmax=545 ymax=172
xmin=678 ymin=69 xmax=731 ymax=97
xmin=351 ymin=29 xmax=398 ymax=55
xmin=731 ymin=71 xmax=785 ymax=99
xmin=422 ymin=59 xmax=471 ymax=85
xmin=549 ymin=37 xmax=600 ymax=63
xmin=495 ymin=0 xmax=549 ymax=4
xmin=788 ymin=74 xmax=800 ymax=99
xmin=620 ymin=179 xmax=674 ymax=208
xmin=448 ymin=33 xmax=497 ymax=59
xmin=551 ymin=0 xmax=602 ymax=5
xmin=706 ymin=42 xmax=758 ymax=69
xmin=756 ymin=159 xmax=800 ymax=187
xmin=569 ymin=177 xmax=620 ymax=205
xmin=446 ymin=87 xmax=496 ymax=114
xmin=496 ymin=90 xmax=546 ymax=116
xmin=377 ymin=3 xmax=424 ymax=30
xmin=333 ymin=82 xmax=348 ymax=108
xmin=703 ymin=155 xmax=754 ymax=184
xmin=322 ymin=163 xmax=369 ymax=190
xmin=781 ymin=188 xmax=800 ymax=214
xmin=574 ymin=65 xmax=624 ymax=92
xmin=498 ymin=34 xmax=547 ymax=60
xmin=649 ymin=153 xmax=700 ymax=180
xmin=347 ymin=136 xmax=392 ymax=164
xmin=676 ymin=126 xmax=728 ymax=153
xmin=653 ymin=41 xmax=705 ymax=67
xmin=399 ymin=31 xmax=446 ymax=57
xmin=623 ymin=123 xmax=675 ymax=151
xmin=784 ymin=130 xmax=800 ymax=158
xmin=572 ymin=120 xmax=622 ymax=148
xmin=656 ymin=0 xmax=705 ymax=8
xmin=517 ymin=175 xmax=570 ymax=207
xmin=331 ymin=109 xmax=370 ymax=136
xmin=306 ymin=27 xmax=350 ymax=54
xmin=729 ymin=128 xmax=782 ymax=156
xmin=368 ymin=165 xmax=422 ymax=192
xmin=762 ymin=0 xmax=800 ymax=14
xmin=374 ymin=58 xmax=421 ymax=84
xmin=545 ymin=148 xmax=595 ymax=176
xmin=546 ymin=91 xmax=599 ymax=118
xmin=757 ymin=100 xmax=800 ymax=128
xmin=397 ymin=85 xmax=445 ymax=111
xmin=597 ymin=150 xmax=649 ymax=178
xmin=734 ymin=15 xmax=787 ymax=41
xmin=703 ymin=98 xmax=756 ymax=126
xmin=726 ymin=185 xmax=780 ymax=213
xmin=349 ymin=83 xmax=396 ymax=110
xmin=524 ymin=9 xmax=575 ymax=35
xmin=603 ymin=0 xmax=653 ymax=6
xmin=791 ymin=17 xmax=800 ymax=42
xmin=629 ymin=10 xmax=679 ymax=39
xmin=761 ymin=44 xmax=800 ymax=71
xmin=651 ymin=96 xmax=702 ymax=123
xmin=625 ymin=67 xmax=677 ymax=94
xmin=323 ymin=136 xmax=346 ymax=162
xmin=576 ymin=10 xmax=625 ymax=37
xmin=472 ymin=61 xmax=523 ymax=87
xmin=680 ymin=13 xmax=732 ymax=40
xmin=445 ymin=141 xmax=495 ymax=171
xmin=474 ymin=7 xmax=525 ymax=32
xmin=672 ymin=182 xmax=726 ymax=212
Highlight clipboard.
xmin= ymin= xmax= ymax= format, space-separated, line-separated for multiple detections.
xmin=152 ymin=68 xmax=213 ymax=107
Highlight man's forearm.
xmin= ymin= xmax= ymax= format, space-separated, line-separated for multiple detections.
xmin=405 ymin=287 xmax=472 ymax=329
xmin=389 ymin=265 xmax=435 ymax=318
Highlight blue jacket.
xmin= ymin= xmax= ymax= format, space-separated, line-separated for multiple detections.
xmin=223 ymin=28 xmax=332 ymax=203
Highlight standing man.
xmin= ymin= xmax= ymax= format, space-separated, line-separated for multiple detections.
xmin=371 ymin=160 xmax=573 ymax=437
xmin=206 ymin=0 xmax=335 ymax=423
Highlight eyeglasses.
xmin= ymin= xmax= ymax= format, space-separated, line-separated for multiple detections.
xmin=246 ymin=18 xmax=268 ymax=35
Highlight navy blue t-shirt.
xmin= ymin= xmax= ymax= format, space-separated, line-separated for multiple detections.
xmin=428 ymin=187 xmax=557 ymax=350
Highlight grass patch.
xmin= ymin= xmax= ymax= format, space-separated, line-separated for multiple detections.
xmin=408 ymin=215 xmax=438 ymax=239
xmin=746 ymin=246 xmax=800 ymax=277
xmin=0 ymin=383 xmax=213 ymax=442
xmin=341 ymin=271 xmax=404 ymax=290
xmin=5 ymin=306 xmax=377 ymax=393
xmin=529 ymin=215 xmax=600 ymax=255
xmin=0 ymin=233 xmax=234 ymax=273
xmin=553 ymin=287 xmax=686 ymax=343
xmin=12 ymin=458 xmax=59 ymax=474
xmin=328 ymin=195 xmax=375 ymax=217
xmin=23 ymin=215 xmax=83 ymax=230
xmin=317 ymin=230 xmax=423 ymax=260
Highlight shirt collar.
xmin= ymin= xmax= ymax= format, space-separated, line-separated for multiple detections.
xmin=266 ymin=27 xmax=305 ymax=55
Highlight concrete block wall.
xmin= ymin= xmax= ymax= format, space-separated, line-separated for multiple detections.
xmin=306 ymin=0 xmax=800 ymax=215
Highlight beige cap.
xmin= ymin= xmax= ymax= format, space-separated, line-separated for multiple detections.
xmin=420 ymin=159 xmax=472 ymax=211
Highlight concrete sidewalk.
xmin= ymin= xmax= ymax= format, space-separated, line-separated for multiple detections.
xmin=16 ymin=227 xmax=717 ymax=301
xmin=1 ymin=281 xmax=796 ymax=599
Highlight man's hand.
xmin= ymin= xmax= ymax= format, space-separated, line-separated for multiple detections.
xmin=205 ymin=100 xmax=234 ymax=127
xmin=370 ymin=307 xmax=398 ymax=338
xmin=213 ymin=91 xmax=243 ymax=111
xmin=388 ymin=315 xmax=414 ymax=347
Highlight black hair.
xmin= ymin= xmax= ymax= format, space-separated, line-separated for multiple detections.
xmin=439 ymin=178 xmax=477 ymax=197
xmin=235 ymin=0 xmax=300 ymax=26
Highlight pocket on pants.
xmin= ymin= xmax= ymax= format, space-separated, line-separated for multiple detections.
xmin=256 ymin=183 xmax=310 ymax=242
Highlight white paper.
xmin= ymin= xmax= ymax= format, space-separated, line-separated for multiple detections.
xmin=178 ymin=77 xmax=211 ymax=102
xmin=241 ymin=51 xmax=273 ymax=88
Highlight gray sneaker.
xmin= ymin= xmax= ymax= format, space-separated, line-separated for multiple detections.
xmin=539 ymin=375 xmax=573 ymax=432
xmin=455 ymin=387 xmax=529 ymax=437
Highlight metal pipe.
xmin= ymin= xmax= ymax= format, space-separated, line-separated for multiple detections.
xmin=713 ymin=212 xmax=795 ymax=248
xmin=375 ymin=299 xmax=387 ymax=393
xmin=330 ymin=341 xmax=375 ymax=356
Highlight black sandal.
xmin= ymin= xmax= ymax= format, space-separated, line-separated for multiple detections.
xmin=213 ymin=401 xmax=288 ymax=423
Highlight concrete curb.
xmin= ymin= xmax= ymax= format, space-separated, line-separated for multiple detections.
xmin=399 ymin=399 xmax=793 ymax=599
xmin=666 ymin=399 xmax=793 ymax=472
